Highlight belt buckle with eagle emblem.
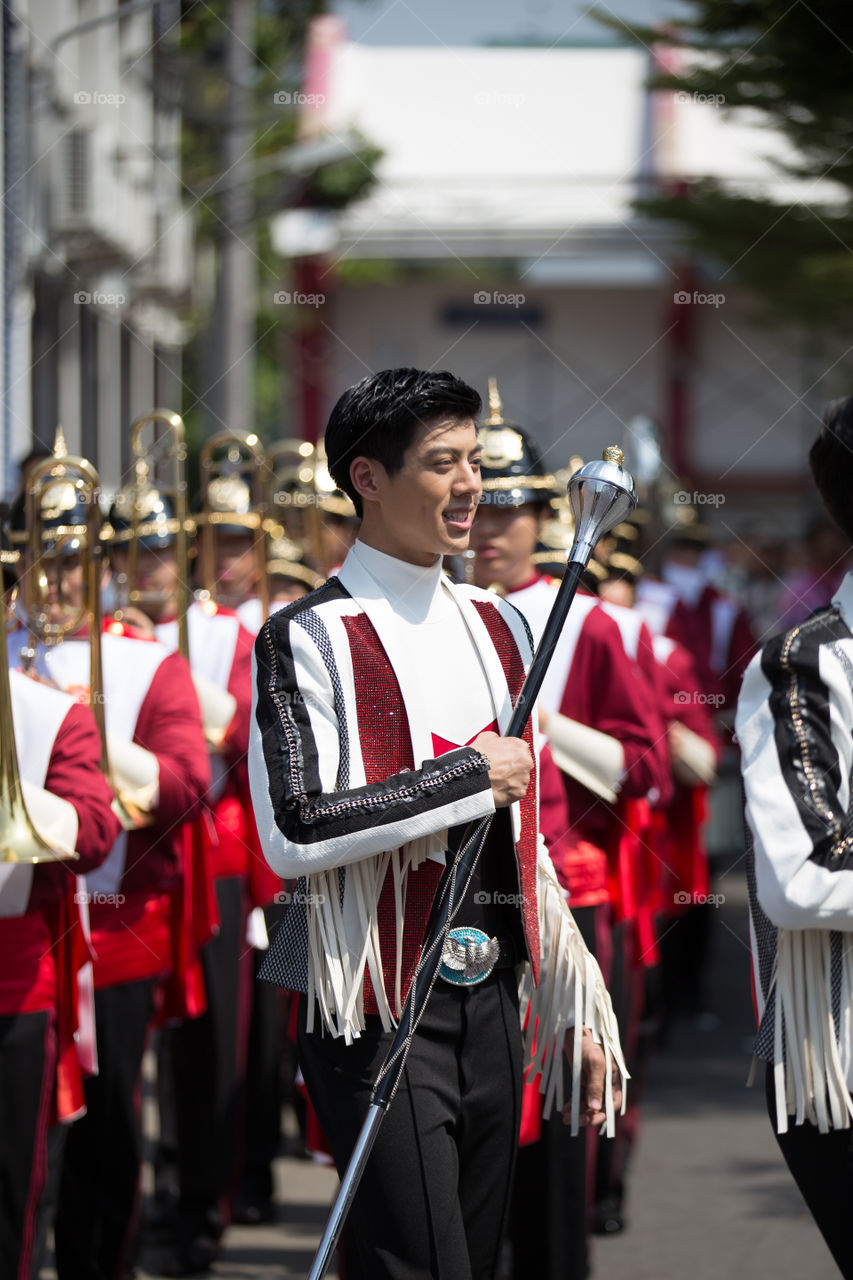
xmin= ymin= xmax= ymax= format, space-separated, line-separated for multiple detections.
xmin=438 ymin=926 xmax=500 ymax=986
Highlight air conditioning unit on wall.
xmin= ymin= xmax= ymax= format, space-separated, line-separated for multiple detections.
xmin=51 ymin=125 xmax=153 ymax=266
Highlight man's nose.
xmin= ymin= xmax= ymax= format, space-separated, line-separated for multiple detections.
xmin=454 ymin=461 xmax=481 ymax=493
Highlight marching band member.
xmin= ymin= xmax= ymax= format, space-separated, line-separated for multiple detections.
xmin=469 ymin=401 xmax=669 ymax=1278
xmin=737 ymin=398 xmax=853 ymax=1277
xmin=1 ymin=543 xmax=119 ymax=1280
xmin=600 ymin=555 xmax=723 ymax=1020
xmin=223 ymin=521 xmax=321 ymax=1225
xmin=9 ymin=466 xmax=210 ymax=1280
xmin=250 ymin=368 xmax=625 ymax=1279
xmin=107 ymin=476 xmax=257 ymax=1274
xmin=595 ymin=550 xmax=720 ymax=1233
xmin=635 ymin=521 xmax=756 ymax=715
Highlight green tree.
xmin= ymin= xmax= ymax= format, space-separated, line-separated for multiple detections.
xmin=603 ymin=2 xmax=853 ymax=334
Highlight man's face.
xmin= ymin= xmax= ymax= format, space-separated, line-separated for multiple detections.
xmin=599 ymin=577 xmax=634 ymax=608
xmin=212 ymin=531 xmax=261 ymax=604
xmin=362 ymin=416 xmax=482 ymax=567
xmin=469 ymin=502 xmax=543 ymax=590
xmin=111 ymin=543 xmax=180 ymax=622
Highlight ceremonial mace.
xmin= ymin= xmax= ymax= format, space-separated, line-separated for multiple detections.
xmin=309 ymin=447 xmax=637 ymax=1280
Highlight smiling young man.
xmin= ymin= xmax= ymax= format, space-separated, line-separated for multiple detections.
xmin=249 ymin=368 xmax=624 ymax=1280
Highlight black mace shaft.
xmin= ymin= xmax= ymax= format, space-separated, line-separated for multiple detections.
xmin=308 ymin=451 xmax=636 ymax=1280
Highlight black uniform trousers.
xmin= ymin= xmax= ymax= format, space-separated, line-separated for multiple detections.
xmin=168 ymin=874 xmax=248 ymax=1240
xmin=508 ymin=903 xmax=613 ymax=1280
xmin=766 ymin=1067 xmax=853 ymax=1279
xmin=298 ymin=966 xmax=523 ymax=1280
xmin=54 ymin=976 xmax=156 ymax=1280
xmin=0 ymin=1007 xmax=56 ymax=1280
xmin=238 ymin=900 xmax=287 ymax=1210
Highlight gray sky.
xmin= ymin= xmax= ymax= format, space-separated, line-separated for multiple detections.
xmin=331 ymin=0 xmax=689 ymax=47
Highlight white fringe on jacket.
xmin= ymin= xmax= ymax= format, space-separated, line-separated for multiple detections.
xmin=303 ymin=833 xmax=445 ymax=1043
xmin=301 ymin=833 xmax=628 ymax=1133
xmin=768 ymin=928 xmax=853 ymax=1134
xmin=519 ymin=847 xmax=628 ymax=1136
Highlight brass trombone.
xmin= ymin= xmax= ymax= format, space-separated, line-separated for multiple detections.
xmin=197 ymin=430 xmax=269 ymax=619
xmin=19 ymin=437 xmax=150 ymax=831
xmin=266 ymin=439 xmax=355 ymax=581
xmin=0 ymin=547 xmax=77 ymax=863
xmin=265 ymin=439 xmax=319 ymax=577
xmin=110 ymin=409 xmax=190 ymax=661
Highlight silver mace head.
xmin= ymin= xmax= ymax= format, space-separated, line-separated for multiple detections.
xmin=566 ymin=446 xmax=638 ymax=565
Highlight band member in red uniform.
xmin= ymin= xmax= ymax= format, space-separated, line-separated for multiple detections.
xmin=1 ymin=549 xmax=119 ymax=1280
xmin=9 ymin=477 xmax=210 ymax=1280
xmin=600 ymin=556 xmax=722 ymax=1021
xmin=250 ymin=368 xmax=625 ymax=1280
xmin=108 ymin=477 xmax=258 ymax=1273
xmin=469 ymin=400 xmax=669 ymax=1278
xmin=635 ymin=522 xmax=756 ymax=715
xmin=222 ymin=518 xmax=323 ymax=1226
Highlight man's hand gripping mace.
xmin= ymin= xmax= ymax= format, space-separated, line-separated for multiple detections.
xmin=309 ymin=447 xmax=637 ymax=1280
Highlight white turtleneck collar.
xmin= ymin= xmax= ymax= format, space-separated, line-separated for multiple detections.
xmin=347 ymin=539 xmax=446 ymax=623
xmin=337 ymin=538 xmax=500 ymax=781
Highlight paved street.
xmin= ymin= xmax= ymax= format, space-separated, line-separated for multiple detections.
xmin=118 ymin=863 xmax=838 ymax=1279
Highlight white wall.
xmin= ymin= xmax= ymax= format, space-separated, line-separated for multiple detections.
xmin=328 ymin=275 xmax=839 ymax=531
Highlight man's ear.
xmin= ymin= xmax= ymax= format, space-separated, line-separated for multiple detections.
xmin=349 ymin=456 xmax=384 ymax=505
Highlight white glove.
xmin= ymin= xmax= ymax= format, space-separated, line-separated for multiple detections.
xmin=546 ymin=713 xmax=624 ymax=803
xmin=106 ymin=733 xmax=160 ymax=812
xmin=193 ymin=672 xmax=238 ymax=748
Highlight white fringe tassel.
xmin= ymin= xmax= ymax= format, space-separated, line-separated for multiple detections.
xmin=519 ymin=850 xmax=628 ymax=1136
xmin=771 ymin=928 xmax=853 ymax=1135
xmin=302 ymin=836 xmax=629 ymax=1136
xmin=304 ymin=834 xmax=445 ymax=1042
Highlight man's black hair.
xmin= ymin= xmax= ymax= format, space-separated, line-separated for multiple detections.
xmin=810 ymin=398 xmax=853 ymax=545
xmin=324 ymin=368 xmax=481 ymax=518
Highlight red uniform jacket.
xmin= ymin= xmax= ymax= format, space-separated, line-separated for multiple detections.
xmin=1 ymin=678 xmax=119 ymax=1117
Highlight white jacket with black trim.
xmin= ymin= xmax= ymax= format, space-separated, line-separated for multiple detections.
xmin=737 ymin=571 xmax=853 ymax=1132
xmin=249 ymin=544 xmax=627 ymax=1130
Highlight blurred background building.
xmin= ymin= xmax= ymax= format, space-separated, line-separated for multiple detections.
xmin=2 ymin=0 xmax=189 ymax=493
xmin=1 ymin=0 xmax=850 ymax=542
